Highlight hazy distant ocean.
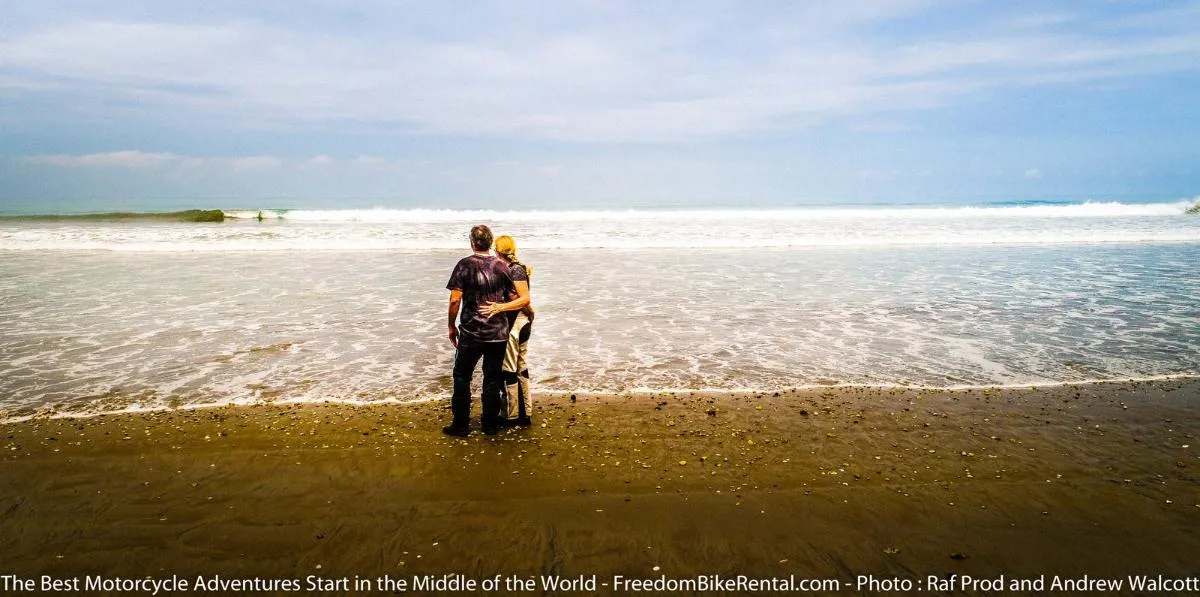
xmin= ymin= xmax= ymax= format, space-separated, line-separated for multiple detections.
xmin=2 ymin=200 xmax=1199 ymax=419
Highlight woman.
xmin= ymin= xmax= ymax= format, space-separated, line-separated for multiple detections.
xmin=480 ymin=235 xmax=534 ymax=426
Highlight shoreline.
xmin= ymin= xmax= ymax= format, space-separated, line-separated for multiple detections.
xmin=2 ymin=378 xmax=1198 ymax=591
xmin=6 ymin=374 xmax=1200 ymax=425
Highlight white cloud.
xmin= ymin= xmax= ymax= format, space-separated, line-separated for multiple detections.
xmin=26 ymin=151 xmax=180 ymax=167
xmin=225 ymin=156 xmax=284 ymax=172
xmin=25 ymin=151 xmax=286 ymax=172
xmin=854 ymin=168 xmax=907 ymax=180
xmin=1024 ymin=168 xmax=1042 ymax=179
xmin=2 ymin=3 xmax=1199 ymax=142
xmin=851 ymin=120 xmax=919 ymax=133
xmin=1004 ymin=12 xmax=1079 ymax=30
xmin=352 ymin=155 xmax=387 ymax=166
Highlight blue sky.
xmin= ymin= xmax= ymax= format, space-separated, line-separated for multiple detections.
xmin=1 ymin=0 xmax=1199 ymax=211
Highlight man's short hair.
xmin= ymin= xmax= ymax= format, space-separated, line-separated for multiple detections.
xmin=470 ymin=224 xmax=493 ymax=251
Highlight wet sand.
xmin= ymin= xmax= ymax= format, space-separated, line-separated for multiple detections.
xmin=1 ymin=379 xmax=1198 ymax=594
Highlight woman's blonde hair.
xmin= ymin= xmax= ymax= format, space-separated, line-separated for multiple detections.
xmin=494 ymin=235 xmax=531 ymax=276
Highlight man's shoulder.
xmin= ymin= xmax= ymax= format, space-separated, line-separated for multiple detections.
xmin=448 ymin=255 xmax=483 ymax=290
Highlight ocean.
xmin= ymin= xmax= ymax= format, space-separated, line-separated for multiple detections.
xmin=1 ymin=200 xmax=1198 ymax=419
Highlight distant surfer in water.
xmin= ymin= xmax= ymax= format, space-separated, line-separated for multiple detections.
xmin=443 ymin=225 xmax=527 ymax=436
xmin=481 ymin=235 xmax=534 ymax=426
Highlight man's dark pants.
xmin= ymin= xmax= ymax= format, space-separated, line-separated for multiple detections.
xmin=451 ymin=341 xmax=508 ymax=428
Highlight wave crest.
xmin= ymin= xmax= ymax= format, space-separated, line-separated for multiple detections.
xmin=219 ymin=201 xmax=1197 ymax=223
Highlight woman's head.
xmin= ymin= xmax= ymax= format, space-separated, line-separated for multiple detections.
xmin=494 ymin=235 xmax=517 ymax=261
xmin=494 ymin=235 xmax=531 ymax=275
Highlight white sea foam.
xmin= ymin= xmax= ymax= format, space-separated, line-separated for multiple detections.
xmin=2 ymin=244 xmax=1198 ymax=418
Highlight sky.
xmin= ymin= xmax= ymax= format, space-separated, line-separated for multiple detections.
xmin=1 ymin=0 xmax=1199 ymax=211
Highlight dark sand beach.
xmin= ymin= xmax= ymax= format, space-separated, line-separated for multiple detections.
xmin=2 ymin=380 xmax=1198 ymax=594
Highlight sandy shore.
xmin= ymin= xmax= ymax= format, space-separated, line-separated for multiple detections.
xmin=2 ymin=379 xmax=1198 ymax=594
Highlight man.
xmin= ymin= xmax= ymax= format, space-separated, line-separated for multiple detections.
xmin=444 ymin=225 xmax=528 ymax=436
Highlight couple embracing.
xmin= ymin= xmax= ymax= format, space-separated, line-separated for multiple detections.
xmin=443 ymin=224 xmax=535 ymax=436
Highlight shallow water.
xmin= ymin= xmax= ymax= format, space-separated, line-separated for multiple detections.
xmin=1 ymin=229 xmax=1198 ymax=416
